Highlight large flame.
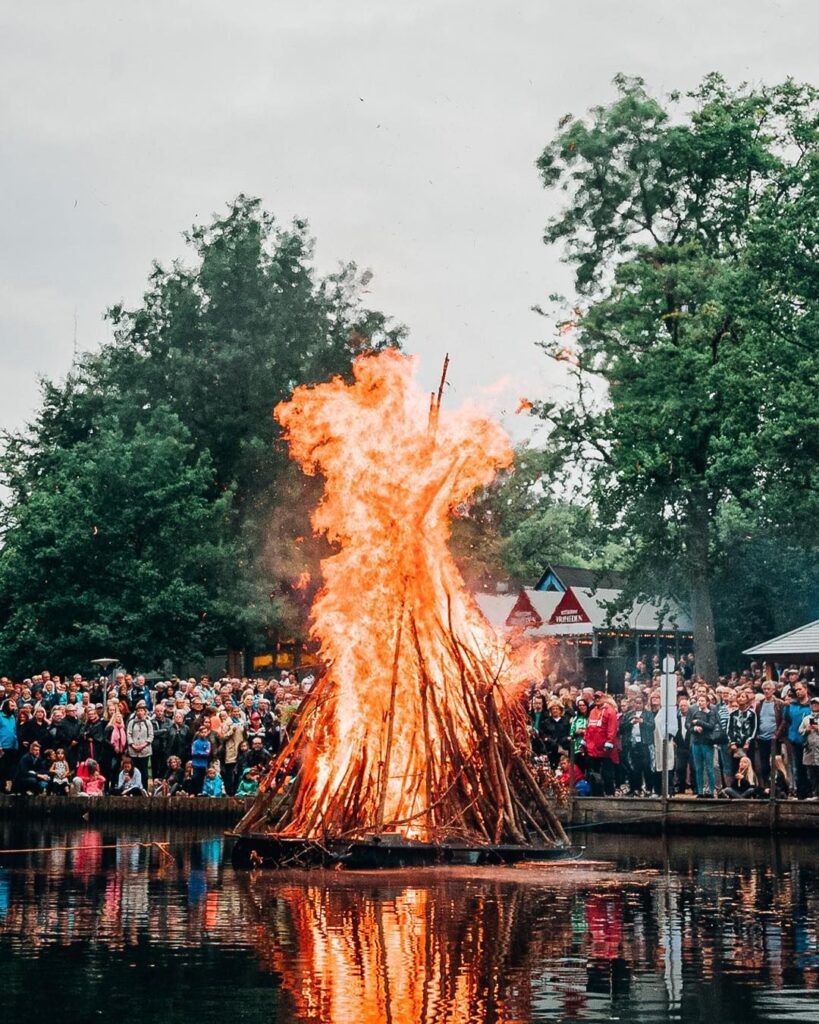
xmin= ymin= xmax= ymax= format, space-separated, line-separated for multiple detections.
xmin=258 ymin=349 xmax=556 ymax=845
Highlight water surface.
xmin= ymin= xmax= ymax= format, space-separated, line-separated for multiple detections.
xmin=0 ymin=824 xmax=817 ymax=1023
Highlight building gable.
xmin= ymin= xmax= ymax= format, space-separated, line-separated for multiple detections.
xmin=505 ymin=589 xmax=544 ymax=629
xmin=548 ymin=588 xmax=591 ymax=626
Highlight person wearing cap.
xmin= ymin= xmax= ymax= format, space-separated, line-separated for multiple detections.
xmin=246 ymin=712 xmax=266 ymax=748
xmin=797 ymin=695 xmax=819 ymax=799
xmin=583 ymin=691 xmax=618 ymax=796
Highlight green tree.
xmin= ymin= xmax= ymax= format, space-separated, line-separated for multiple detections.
xmin=449 ymin=445 xmax=615 ymax=586
xmin=0 ymin=411 xmax=240 ymax=672
xmin=0 ymin=196 xmax=403 ymax=663
xmin=535 ymin=74 xmax=819 ymax=680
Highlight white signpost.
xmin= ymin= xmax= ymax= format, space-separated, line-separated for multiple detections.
xmin=659 ymin=655 xmax=676 ymax=802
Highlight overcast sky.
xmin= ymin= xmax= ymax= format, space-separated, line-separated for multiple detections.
xmin=1 ymin=1 xmax=816 ymax=447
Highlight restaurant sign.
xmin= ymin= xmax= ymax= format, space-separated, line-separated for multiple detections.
xmin=548 ymin=588 xmax=591 ymax=626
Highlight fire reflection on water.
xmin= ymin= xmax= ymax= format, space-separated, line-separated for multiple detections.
xmin=1 ymin=829 xmax=819 ymax=1024
xmin=246 ymin=876 xmax=560 ymax=1024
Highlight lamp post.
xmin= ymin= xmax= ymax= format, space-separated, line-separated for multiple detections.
xmin=90 ymin=657 xmax=119 ymax=695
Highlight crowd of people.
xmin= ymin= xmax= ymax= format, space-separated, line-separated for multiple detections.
xmin=526 ymin=655 xmax=819 ymax=801
xmin=1 ymin=654 xmax=818 ymax=805
xmin=0 ymin=669 xmax=313 ymax=799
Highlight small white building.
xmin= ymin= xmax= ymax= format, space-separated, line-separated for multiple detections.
xmin=474 ymin=564 xmax=692 ymax=689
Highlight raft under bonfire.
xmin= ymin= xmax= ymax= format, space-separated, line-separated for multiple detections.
xmin=231 ymin=831 xmax=582 ymax=870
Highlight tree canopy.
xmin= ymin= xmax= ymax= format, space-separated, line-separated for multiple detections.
xmin=449 ymin=445 xmax=618 ymax=588
xmin=535 ymin=74 xmax=819 ymax=679
xmin=0 ymin=196 xmax=403 ymax=673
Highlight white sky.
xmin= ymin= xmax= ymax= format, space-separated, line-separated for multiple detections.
xmin=1 ymin=1 xmax=816 ymax=446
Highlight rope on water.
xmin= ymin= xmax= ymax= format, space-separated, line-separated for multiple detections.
xmin=0 ymin=841 xmax=175 ymax=862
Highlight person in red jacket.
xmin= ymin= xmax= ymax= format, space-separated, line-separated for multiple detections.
xmin=583 ymin=691 xmax=619 ymax=795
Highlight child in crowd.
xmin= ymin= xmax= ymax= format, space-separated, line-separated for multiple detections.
xmin=200 ymin=764 xmax=226 ymax=797
xmin=48 ymin=748 xmax=71 ymax=795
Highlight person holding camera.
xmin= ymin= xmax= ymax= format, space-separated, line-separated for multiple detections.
xmin=797 ymin=695 xmax=819 ymax=799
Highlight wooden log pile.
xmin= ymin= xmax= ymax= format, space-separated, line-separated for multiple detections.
xmin=234 ymin=613 xmax=568 ymax=849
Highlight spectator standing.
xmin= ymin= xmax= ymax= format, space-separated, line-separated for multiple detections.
xmin=797 ymin=695 xmax=819 ymax=799
xmin=221 ymin=708 xmax=245 ymax=795
xmin=583 ymin=691 xmax=618 ymax=796
xmin=540 ymin=701 xmax=571 ymax=769
xmin=150 ymin=704 xmax=172 ymax=781
xmin=126 ymin=704 xmax=155 ymax=784
xmin=687 ymin=694 xmax=718 ymax=797
xmin=78 ymin=707 xmax=108 ymax=769
xmin=619 ymin=694 xmax=655 ymax=796
xmin=0 ymin=699 xmax=20 ymax=792
xmin=569 ymin=698 xmax=590 ymax=771
xmin=190 ymin=726 xmax=212 ymax=794
xmin=105 ymin=712 xmax=129 ymax=789
xmin=165 ymin=711 xmax=191 ymax=764
xmin=54 ymin=705 xmax=82 ymax=772
xmin=755 ymin=682 xmax=782 ymax=790
xmin=19 ymin=707 xmax=50 ymax=753
xmin=780 ymin=682 xmax=812 ymax=799
xmin=713 ymin=687 xmax=733 ymax=789
xmin=728 ymin=691 xmax=758 ymax=767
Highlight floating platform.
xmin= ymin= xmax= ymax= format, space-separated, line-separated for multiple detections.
xmin=230 ymin=832 xmax=583 ymax=870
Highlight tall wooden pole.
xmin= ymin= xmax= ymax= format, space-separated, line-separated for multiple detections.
xmin=375 ymin=592 xmax=406 ymax=831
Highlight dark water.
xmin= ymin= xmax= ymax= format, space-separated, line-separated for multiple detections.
xmin=0 ymin=824 xmax=817 ymax=1023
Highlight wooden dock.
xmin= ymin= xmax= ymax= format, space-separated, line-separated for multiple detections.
xmin=563 ymin=795 xmax=819 ymax=835
xmin=0 ymin=793 xmax=253 ymax=825
xmin=1 ymin=793 xmax=818 ymax=835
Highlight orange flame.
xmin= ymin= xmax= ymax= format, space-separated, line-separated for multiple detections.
xmin=272 ymin=350 xmax=539 ymax=842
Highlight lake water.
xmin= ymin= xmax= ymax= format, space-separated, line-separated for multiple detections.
xmin=0 ymin=823 xmax=817 ymax=1023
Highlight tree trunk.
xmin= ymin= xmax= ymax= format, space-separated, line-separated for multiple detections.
xmin=685 ymin=507 xmax=719 ymax=683
xmin=688 ymin=573 xmax=718 ymax=684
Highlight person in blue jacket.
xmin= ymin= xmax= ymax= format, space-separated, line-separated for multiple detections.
xmin=780 ymin=681 xmax=813 ymax=799
xmin=200 ymin=764 xmax=225 ymax=797
xmin=190 ymin=725 xmax=212 ymax=794
xmin=0 ymin=698 xmax=19 ymax=793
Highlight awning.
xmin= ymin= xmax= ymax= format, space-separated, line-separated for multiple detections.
xmin=743 ymin=619 xmax=819 ymax=659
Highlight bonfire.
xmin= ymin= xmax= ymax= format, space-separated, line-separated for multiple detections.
xmin=235 ymin=350 xmax=566 ymax=851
